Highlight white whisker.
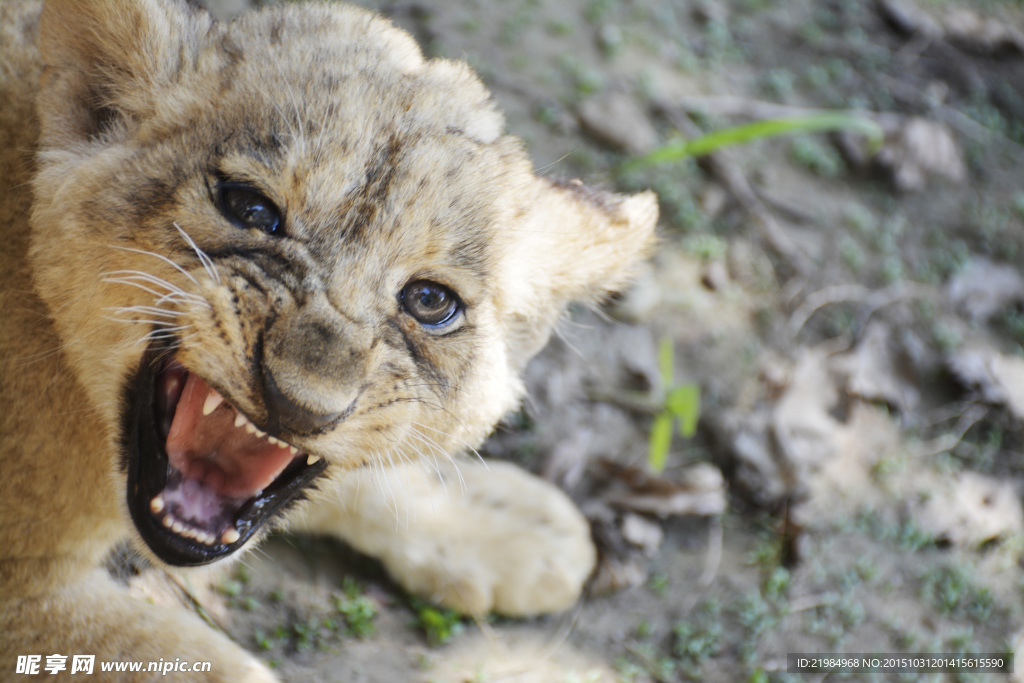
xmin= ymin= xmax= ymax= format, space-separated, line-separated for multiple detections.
xmin=384 ymin=450 xmax=412 ymax=528
xmin=110 ymin=245 xmax=200 ymax=287
xmin=407 ymin=426 xmax=468 ymax=494
xmin=102 ymin=270 xmax=209 ymax=308
xmin=174 ymin=223 xmax=221 ymax=285
xmin=107 ymin=305 xmax=185 ymax=319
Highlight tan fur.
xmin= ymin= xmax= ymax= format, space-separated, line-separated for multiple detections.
xmin=0 ymin=0 xmax=657 ymax=679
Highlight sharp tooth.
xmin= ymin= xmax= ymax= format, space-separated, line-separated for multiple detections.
xmin=163 ymin=515 xmax=174 ymax=528
xmin=244 ymin=422 xmax=257 ymax=434
xmin=202 ymin=390 xmax=224 ymax=416
xmin=267 ymin=436 xmax=280 ymax=446
xmin=289 ymin=446 xmax=298 ymax=455
xmin=255 ymin=428 xmax=266 ymax=438
xmin=150 ymin=495 xmax=165 ymax=514
xmin=234 ymin=412 xmax=247 ymax=428
xmin=306 ymin=454 xmax=320 ymax=465
xmin=221 ymin=528 xmax=240 ymax=545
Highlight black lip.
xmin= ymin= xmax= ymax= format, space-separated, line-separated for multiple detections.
xmin=123 ymin=349 xmax=328 ymax=566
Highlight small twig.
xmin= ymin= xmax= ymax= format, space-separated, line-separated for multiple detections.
xmin=680 ymin=516 xmax=725 ymax=616
xmin=161 ymin=570 xmax=230 ymax=633
xmin=788 ymin=592 xmax=838 ymax=614
xmin=879 ymin=74 xmax=1023 ymax=149
xmin=914 ymin=404 xmax=989 ymax=458
xmin=787 ymin=284 xmax=871 ymax=338
xmin=787 ymin=281 xmax=933 ymax=339
xmin=752 ymin=186 xmax=820 ymax=225
xmin=585 ymin=389 xmax=662 ymax=415
xmin=697 ymin=515 xmax=723 ymax=590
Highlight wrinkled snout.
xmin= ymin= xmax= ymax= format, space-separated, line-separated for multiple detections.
xmin=261 ymin=306 xmax=369 ymax=435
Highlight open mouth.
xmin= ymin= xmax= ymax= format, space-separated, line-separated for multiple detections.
xmin=125 ymin=353 xmax=327 ymax=565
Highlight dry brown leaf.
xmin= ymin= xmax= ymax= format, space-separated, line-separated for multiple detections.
xmin=718 ymin=350 xmax=842 ymax=508
xmin=943 ymin=8 xmax=1024 ymax=54
xmin=946 ymin=258 xmax=1024 ymax=323
xmin=830 ymin=321 xmax=921 ymax=413
xmin=596 ymin=460 xmax=727 ymax=518
xmin=949 ymin=345 xmax=1024 ymax=420
xmin=584 ymin=501 xmax=657 ymax=595
xmin=876 ymin=0 xmax=943 ymax=39
xmin=911 ymin=471 xmax=1024 ymax=546
xmin=874 ymin=117 xmax=965 ymax=192
xmin=577 ymin=91 xmax=659 ymax=156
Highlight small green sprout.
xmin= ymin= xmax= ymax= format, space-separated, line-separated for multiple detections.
xmin=409 ymin=598 xmax=465 ymax=646
xmin=621 ymin=112 xmax=883 ymax=173
xmin=648 ymin=337 xmax=700 ymax=472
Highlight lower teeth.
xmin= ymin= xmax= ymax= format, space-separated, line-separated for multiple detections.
xmin=156 ymin=510 xmax=224 ymax=546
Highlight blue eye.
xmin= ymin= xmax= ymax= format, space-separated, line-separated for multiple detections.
xmin=401 ymin=280 xmax=461 ymax=327
xmin=218 ymin=185 xmax=281 ymax=235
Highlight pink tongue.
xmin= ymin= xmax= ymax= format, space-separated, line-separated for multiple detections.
xmin=166 ymin=373 xmax=298 ymax=498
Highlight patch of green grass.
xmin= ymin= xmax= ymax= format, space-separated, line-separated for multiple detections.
xmin=634 ymin=618 xmax=654 ymax=639
xmin=840 ymin=236 xmax=867 ymax=272
xmin=648 ymin=572 xmax=670 ymax=597
xmin=761 ymin=68 xmax=796 ymax=102
xmin=673 ymin=617 xmax=722 ymax=671
xmin=735 ymin=590 xmax=779 ymax=663
xmin=919 ymin=564 xmax=994 ymax=622
xmin=333 ymin=578 xmax=377 ymax=637
xmin=499 ymin=9 xmax=532 ymax=46
xmin=585 ymin=0 xmax=616 ymax=24
xmin=409 ymin=598 xmax=465 ymax=646
xmin=683 ymin=233 xmax=729 ymax=262
xmin=996 ymin=308 xmax=1024 ymax=346
xmin=545 ymin=19 xmax=572 ymax=36
xmin=790 ymin=136 xmax=846 ymax=177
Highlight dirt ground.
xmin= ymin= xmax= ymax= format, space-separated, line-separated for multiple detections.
xmin=141 ymin=0 xmax=1024 ymax=680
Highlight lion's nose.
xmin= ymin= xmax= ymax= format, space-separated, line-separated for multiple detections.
xmin=263 ymin=367 xmax=342 ymax=435
xmin=261 ymin=309 xmax=367 ymax=435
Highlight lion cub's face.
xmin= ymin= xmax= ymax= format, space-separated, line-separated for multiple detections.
xmin=28 ymin=0 xmax=656 ymax=566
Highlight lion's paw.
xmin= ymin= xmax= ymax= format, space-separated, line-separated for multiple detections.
xmin=295 ymin=460 xmax=595 ymax=617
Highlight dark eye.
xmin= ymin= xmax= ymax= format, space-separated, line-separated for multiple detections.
xmin=401 ymin=280 xmax=461 ymax=327
xmin=218 ymin=185 xmax=281 ymax=235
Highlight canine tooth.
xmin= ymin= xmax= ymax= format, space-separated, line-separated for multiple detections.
xmin=255 ymin=428 xmax=266 ymax=438
xmin=221 ymin=528 xmax=240 ymax=545
xmin=306 ymin=454 xmax=320 ymax=465
xmin=163 ymin=516 xmax=174 ymax=528
xmin=150 ymin=495 xmax=165 ymax=514
xmin=289 ymin=446 xmax=298 ymax=456
xmin=202 ymin=390 xmax=224 ymax=416
xmin=244 ymin=422 xmax=257 ymax=434
xmin=234 ymin=412 xmax=247 ymax=428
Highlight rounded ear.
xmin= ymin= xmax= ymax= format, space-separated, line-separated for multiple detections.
xmin=37 ymin=0 xmax=210 ymax=144
xmin=496 ymin=175 xmax=658 ymax=368
xmin=525 ymin=177 xmax=659 ymax=306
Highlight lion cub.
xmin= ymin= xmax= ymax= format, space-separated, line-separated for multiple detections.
xmin=0 ymin=0 xmax=656 ymax=679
